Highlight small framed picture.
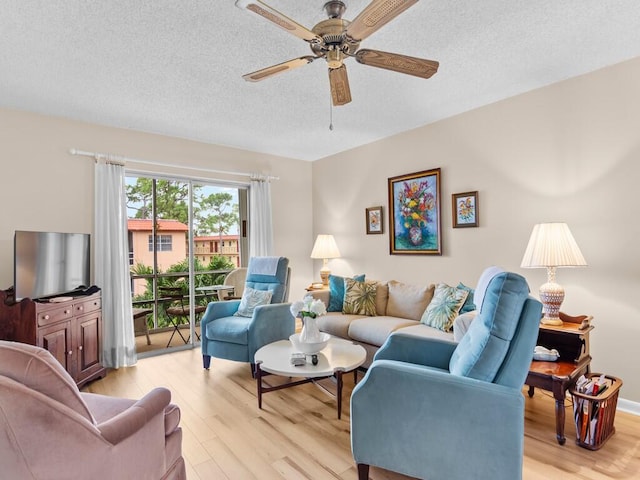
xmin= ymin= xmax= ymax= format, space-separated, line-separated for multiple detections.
xmin=452 ymin=191 xmax=478 ymax=228
xmin=366 ymin=206 xmax=383 ymax=234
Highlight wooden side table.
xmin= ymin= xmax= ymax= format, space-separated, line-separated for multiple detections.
xmin=526 ymin=321 xmax=593 ymax=445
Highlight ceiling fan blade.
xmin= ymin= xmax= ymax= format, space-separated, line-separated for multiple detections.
xmin=355 ymin=48 xmax=439 ymax=79
xmin=345 ymin=0 xmax=419 ymax=43
xmin=242 ymin=56 xmax=316 ymax=82
xmin=329 ymin=65 xmax=352 ymax=106
xmin=235 ymin=0 xmax=321 ymax=44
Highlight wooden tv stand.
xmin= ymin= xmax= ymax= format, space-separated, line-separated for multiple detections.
xmin=0 ymin=287 xmax=107 ymax=388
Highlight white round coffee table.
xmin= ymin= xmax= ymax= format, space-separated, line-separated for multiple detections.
xmin=254 ymin=336 xmax=366 ymax=419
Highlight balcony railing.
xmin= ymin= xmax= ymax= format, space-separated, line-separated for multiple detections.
xmin=130 ymin=269 xmax=233 ymax=348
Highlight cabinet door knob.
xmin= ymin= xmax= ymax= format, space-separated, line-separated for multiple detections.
xmin=78 ymin=345 xmax=83 ymax=351
xmin=78 ymin=306 xmax=84 ymax=311
xmin=68 ymin=350 xmax=73 ymax=356
xmin=44 ymin=314 xmax=50 ymax=320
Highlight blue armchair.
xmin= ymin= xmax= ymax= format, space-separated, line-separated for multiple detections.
xmin=200 ymin=256 xmax=294 ymax=375
xmin=350 ymin=271 xmax=542 ymax=480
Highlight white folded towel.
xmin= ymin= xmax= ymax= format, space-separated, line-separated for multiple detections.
xmin=249 ymin=256 xmax=280 ymax=275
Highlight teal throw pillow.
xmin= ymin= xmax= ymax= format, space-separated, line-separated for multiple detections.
xmin=234 ymin=287 xmax=273 ymax=317
xmin=457 ymin=282 xmax=477 ymax=313
xmin=328 ymin=274 xmax=365 ymax=312
xmin=420 ymin=283 xmax=469 ymax=332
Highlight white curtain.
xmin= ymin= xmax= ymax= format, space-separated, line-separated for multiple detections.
xmin=249 ymin=177 xmax=274 ymax=257
xmin=95 ymin=161 xmax=137 ymax=368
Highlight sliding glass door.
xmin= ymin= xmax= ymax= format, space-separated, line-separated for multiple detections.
xmin=126 ymin=174 xmax=247 ymax=355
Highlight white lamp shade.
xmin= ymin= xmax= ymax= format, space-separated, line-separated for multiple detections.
xmin=521 ymin=223 xmax=587 ymax=268
xmin=310 ymin=234 xmax=341 ymax=259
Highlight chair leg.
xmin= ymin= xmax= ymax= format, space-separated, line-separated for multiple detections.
xmin=357 ymin=463 xmax=370 ymax=480
xmin=166 ymin=317 xmax=189 ymax=347
xmin=203 ymin=355 xmax=211 ymax=369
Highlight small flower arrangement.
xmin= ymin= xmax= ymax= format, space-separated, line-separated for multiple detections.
xmin=290 ymin=295 xmax=327 ymax=319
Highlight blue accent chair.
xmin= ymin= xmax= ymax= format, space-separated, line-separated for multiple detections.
xmin=200 ymin=256 xmax=294 ymax=375
xmin=350 ymin=271 xmax=542 ymax=480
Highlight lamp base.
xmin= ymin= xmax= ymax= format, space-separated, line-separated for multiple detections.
xmin=540 ymin=316 xmax=564 ymax=326
xmin=539 ymin=279 xmax=565 ymax=326
xmin=319 ymin=268 xmax=330 ymax=286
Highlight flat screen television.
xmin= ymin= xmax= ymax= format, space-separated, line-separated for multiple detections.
xmin=14 ymin=230 xmax=90 ymax=300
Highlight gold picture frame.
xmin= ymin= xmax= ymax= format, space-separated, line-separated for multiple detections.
xmin=388 ymin=168 xmax=442 ymax=255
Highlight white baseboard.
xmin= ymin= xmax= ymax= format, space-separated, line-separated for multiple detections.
xmin=617 ymin=397 xmax=640 ymax=416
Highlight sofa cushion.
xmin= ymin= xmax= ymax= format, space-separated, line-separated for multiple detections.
xmin=375 ymin=282 xmax=389 ymax=316
xmin=452 ymin=311 xmax=478 ymax=342
xmin=449 ymin=272 xmax=529 ymax=382
xmin=386 ymin=281 xmax=435 ymax=321
xmin=317 ymin=313 xmax=365 ymax=339
xmin=235 ymin=287 xmax=272 ymax=317
xmin=394 ymin=324 xmax=455 ymax=342
xmin=328 ymin=274 xmax=365 ymax=312
xmin=420 ymin=283 xmax=469 ymax=332
xmin=348 ymin=316 xmax=419 ymax=347
xmin=343 ymin=279 xmax=378 ymax=316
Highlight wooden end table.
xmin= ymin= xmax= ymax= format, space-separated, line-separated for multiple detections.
xmin=526 ymin=322 xmax=593 ymax=445
xmin=254 ymin=337 xmax=366 ymax=419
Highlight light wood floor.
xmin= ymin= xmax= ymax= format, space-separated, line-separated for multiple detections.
xmin=84 ymin=348 xmax=640 ymax=479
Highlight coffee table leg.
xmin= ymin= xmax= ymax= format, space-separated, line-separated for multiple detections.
xmin=336 ymin=370 xmax=343 ymax=419
xmin=256 ymin=362 xmax=263 ymax=410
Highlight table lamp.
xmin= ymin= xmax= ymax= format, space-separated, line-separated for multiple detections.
xmin=520 ymin=223 xmax=587 ymax=326
xmin=310 ymin=234 xmax=341 ymax=286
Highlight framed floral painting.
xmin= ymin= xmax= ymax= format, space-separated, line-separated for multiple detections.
xmin=366 ymin=206 xmax=383 ymax=234
xmin=452 ymin=191 xmax=478 ymax=228
xmin=388 ymin=168 xmax=441 ymax=255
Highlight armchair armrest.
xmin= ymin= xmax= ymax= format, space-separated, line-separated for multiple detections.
xmin=351 ymin=360 xmax=525 ymax=480
xmin=97 ymin=387 xmax=171 ymax=444
xmin=200 ymin=300 xmax=241 ymax=328
xmin=248 ymin=303 xmax=295 ymax=355
xmin=374 ymin=332 xmax=458 ymax=370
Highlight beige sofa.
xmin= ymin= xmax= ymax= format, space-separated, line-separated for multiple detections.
xmin=308 ymin=268 xmax=504 ymax=366
xmin=309 ymin=280 xmax=470 ymax=366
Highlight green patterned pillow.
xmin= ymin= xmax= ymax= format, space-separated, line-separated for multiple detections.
xmin=420 ymin=283 xmax=469 ymax=332
xmin=342 ymin=279 xmax=377 ymax=316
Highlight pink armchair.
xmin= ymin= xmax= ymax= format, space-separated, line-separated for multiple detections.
xmin=0 ymin=340 xmax=186 ymax=480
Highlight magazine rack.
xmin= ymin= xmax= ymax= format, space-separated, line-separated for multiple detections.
xmin=570 ymin=373 xmax=622 ymax=450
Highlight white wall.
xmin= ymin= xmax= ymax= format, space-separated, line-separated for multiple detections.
xmin=1 ymin=57 xmax=638 ymax=404
xmin=312 ymin=57 xmax=640 ymax=402
xmin=0 ymin=108 xmax=313 ymax=301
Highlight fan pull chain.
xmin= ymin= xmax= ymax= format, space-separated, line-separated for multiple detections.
xmin=329 ymin=90 xmax=334 ymax=131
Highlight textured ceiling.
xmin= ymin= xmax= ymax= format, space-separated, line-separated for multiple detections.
xmin=2 ymin=1 xmax=640 ymax=161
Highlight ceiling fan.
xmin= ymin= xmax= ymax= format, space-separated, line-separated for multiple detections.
xmin=236 ymin=0 xmax=439 ymax=106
